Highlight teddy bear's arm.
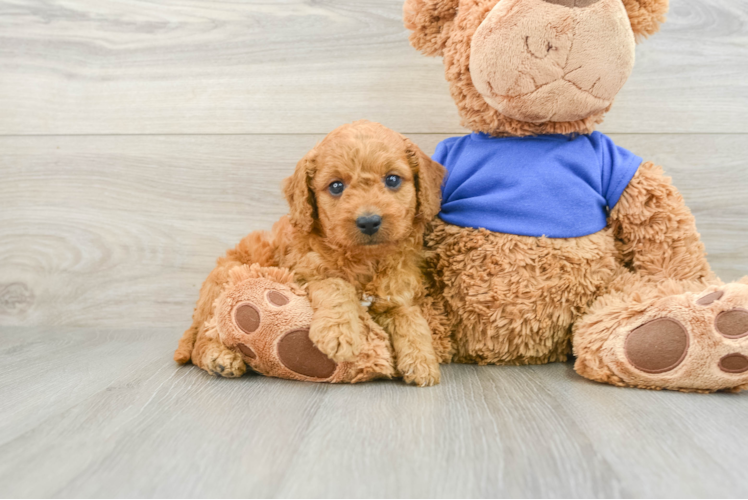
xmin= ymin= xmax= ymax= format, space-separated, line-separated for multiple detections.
xmin=608 ymin=161 xmax=713 ymax=282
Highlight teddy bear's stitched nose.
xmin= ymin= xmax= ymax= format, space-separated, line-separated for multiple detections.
xmin=356 ymin=214 xmax=382 ymax=235
xmin=542 ymin=0 xmax=600 ymax=7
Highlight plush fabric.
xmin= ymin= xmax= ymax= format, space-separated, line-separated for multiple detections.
xmin=212 ymin=263 xmax=395 ymax=384
xmin=469 ymin=0 xmax=635 ymax=123
xmin=403 ymin=0 xmax=668 ymax=137
xmin=434 ymin=131 xmax=642 ymax=237
xmin=177 ymin=0 xmax=748 ymax=394
xmin=404 ymin=0 xmax=748 ymax=393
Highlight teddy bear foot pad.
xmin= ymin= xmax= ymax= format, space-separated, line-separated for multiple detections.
xmin=609 ymin=282 xmax=748 ymax=392
xmin=213 ymin=268 xmax=356 ymax=383
xmin=233 ymin=301 xmax=337 ymax=379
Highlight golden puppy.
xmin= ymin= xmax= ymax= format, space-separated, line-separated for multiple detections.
xmin=176 ymin=120 xmax=446 ymax=386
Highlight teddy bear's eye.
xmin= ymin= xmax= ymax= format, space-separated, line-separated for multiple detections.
xmin=384 ymin=175 xmax=402 ymax=190
xmin=328 ymin=181 xmax=345 ymax=196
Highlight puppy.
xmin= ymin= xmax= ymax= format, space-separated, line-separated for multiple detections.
xmin=176 ymin=120 xmax=445 ymax=386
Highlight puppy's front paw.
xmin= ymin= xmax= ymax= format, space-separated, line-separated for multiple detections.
xmin=309 ymin=316 xmax=363 ymax=363
xmin=398 ymin=354 xmax=441 ymax=387
xmin=201 ymin=343 xmax=247 ymax=378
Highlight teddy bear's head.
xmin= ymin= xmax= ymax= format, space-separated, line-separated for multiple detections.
xmin=404 ymin=0 xmax=668 ymax=136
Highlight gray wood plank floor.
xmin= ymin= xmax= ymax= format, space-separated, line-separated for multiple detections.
xmin=1 ymin=0 xmax=747 ymax=134
xmin=1 ymin=0 xmax=748 ymax=497
xmin=2 ymin=134 xmax=747 ymax=329
xmin=3 ymin=327 xmax=748 ymax=498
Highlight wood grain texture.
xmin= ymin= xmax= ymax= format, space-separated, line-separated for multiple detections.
xmin=2 ymin=327 xmax=748 ymax=498
xmin=1 ymin=133 xmax=746 ymax=329
xmin=0 ymin=0 xmax=746 ymax=135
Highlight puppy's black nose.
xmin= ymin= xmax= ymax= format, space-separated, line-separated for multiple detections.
xmin=356 ymin=214 xmax=382 ymax=236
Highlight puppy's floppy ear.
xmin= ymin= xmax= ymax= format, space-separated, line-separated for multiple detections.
xmin=405 ymin=138 xmax=446 ymax=224
xmin=403 ymin=0 xmax=460 ymax=57
xmin=622 ymin=0 xmax=668 ymax=40
xmin=283 ymin=148 xmax=318 ymax=234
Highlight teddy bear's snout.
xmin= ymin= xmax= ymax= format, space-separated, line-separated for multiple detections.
xmin=469 ymin=0 xmax=635 ymax=123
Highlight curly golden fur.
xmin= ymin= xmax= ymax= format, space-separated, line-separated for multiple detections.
xmin=175 ymin=121 xmax=446 ymax=387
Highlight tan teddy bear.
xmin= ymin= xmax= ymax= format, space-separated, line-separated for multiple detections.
xmin=405 ymin=0 xmax=748 ymax=392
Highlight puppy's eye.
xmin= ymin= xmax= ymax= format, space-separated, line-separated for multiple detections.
xmin=384 ymin=175 xmax=402 ymax=190
xmin=328 ymin=181 xmax=345 ymax=196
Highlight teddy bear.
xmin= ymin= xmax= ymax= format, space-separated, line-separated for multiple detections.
xmin=403 ymin=0 xmax=748 ymax=392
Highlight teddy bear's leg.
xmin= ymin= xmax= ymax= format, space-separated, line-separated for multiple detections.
xmin=573 ymin=274 xmax=748 ymax=392
xmin=574 ymin=160 xmax=748 ymax=392
xmin=177 ymin=257 xmax=249 ymax=377
xmin=175 ymin=229 xmax=279 ymax=377
xmin=212 ymin=264 xmax=396 ymax=383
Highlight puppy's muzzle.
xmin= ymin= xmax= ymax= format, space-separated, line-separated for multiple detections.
xmin=356 ymin=214 xmax=382 ymax=236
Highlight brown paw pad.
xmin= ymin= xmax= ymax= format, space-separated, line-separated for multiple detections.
xmin=715 ymin=309 xmax=748 ymax=339
xmin=266 ymin=290 xmax=289 ymax=307
xmin=624 ymin=318 xmax=689 ymax=374
xmin=238 ymin=344 xmax=256 ymax=359
xmin=234 ymin=303 xmax=261 ymax=334
xmin=719 ymin=353 xmax=748 ymax=374
xmin=277 ymin=328 xmax=337 ymax=379
xmin=696 ymin=290 xmax=724 ymax=306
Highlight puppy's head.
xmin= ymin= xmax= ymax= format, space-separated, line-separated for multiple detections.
xmin=283 ymin=120 xmax=445 ymax=250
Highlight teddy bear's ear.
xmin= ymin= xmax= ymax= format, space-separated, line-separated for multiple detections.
xmin=403 ymin=0 xmax=460 ymax=57
xmin=622 ymin=0 xmax=669 ymax=40
xmin=404 ymin=138 xmax=446 ymax=225
xmin=283 ymin=148 xmax=318 ymax=234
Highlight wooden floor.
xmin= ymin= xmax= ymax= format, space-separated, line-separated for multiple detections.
xmin=1 ymin=0 xmax=748 ymax=497
xmin=0 ymin=328 xmax=748 ymax=498
xmin=3 ymin=327 xmax=748 ymax=498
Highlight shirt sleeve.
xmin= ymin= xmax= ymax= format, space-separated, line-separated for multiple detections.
xmin=591 ymin=132 xmax=643 ymax=210
xmin=432 ymin=137 xmax=455 ymax=166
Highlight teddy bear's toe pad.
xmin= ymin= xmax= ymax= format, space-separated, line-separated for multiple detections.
xmin=238 ymin=343 xmax=257 ymax=359
xmin=267 ymin=290 xmax=289 ymax=306
xmin=624 ymin=318 xmax=689 ymax=374
xmin=235 ymin=303 xmax=261 ymax=334
xmin=277 ymin=328 xmax=337 ymax=378
xmin=719 ymin=353 xmax=748 ymax=373
xmin=715 ymin=309 xmax=748 ymax=338
xmin=696 ymin=291 xmax=724 ymax=306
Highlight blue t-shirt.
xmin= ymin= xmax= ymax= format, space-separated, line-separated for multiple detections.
xmin=433 ymin=132 xmax=642 ymax=238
